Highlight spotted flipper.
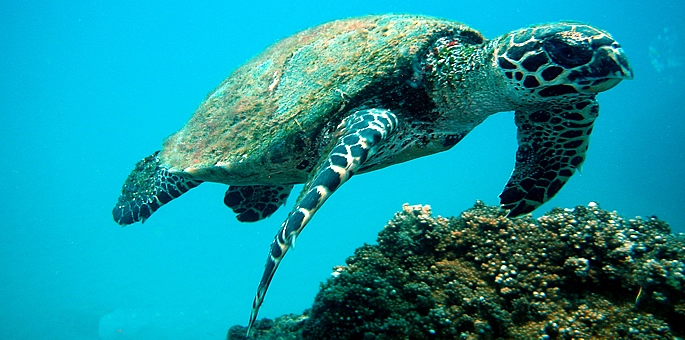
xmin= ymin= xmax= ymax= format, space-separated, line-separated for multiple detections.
xmin=246 ymin=108 xmax=398 ymax=335
xmin=224 ymin=184 xmax=294 ymax=222
xmin=500 ymin=98 xmax=599 ymax=217
xmin=112 ymin=151 xmax=203 ymax=225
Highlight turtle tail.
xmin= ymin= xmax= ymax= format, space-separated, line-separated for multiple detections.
xmin=112 ymin=151 xmax=203 ymax=225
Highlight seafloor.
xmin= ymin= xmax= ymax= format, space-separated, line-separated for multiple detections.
xmin=228 ymin=202 xmax=685 ymax=339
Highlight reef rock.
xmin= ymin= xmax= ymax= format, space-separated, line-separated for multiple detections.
xmin=228 ymin=202 xmax=684 ymax=339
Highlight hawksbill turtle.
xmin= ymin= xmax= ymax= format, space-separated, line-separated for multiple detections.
xmin=111 ymin=14 xmax=632 ymax=334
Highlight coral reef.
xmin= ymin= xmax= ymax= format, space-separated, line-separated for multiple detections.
xmin=227 ymin=313 xmax=307 ymax=340
xmin=228 ymin=202 xmax=684 ymax=339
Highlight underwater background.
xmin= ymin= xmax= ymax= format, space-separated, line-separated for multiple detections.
xmin=1 ymin=0 xmax=683 ymax=339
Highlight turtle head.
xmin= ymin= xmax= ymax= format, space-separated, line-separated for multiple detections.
xmin=494 ymin=22 xmax=633 ymax=100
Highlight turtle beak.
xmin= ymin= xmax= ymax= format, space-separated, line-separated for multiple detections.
xmin=613 ymin=47 xmax=634 ymax=81
xmin=577 ymin=43 xmax=633 ymax=93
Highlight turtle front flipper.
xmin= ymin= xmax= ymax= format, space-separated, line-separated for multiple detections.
xmin=246 ymin=108 xmax=398 ymax=335
xmin=500 ymin=98 xmax=599 ymax=217
xmin=224 ymin=184 xmax=294 ymax=222
xmin=112 ymin=151 xmax=203 ymax=225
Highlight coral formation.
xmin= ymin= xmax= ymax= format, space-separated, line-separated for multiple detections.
xmin=228 ymin=202 xmax=684 ymax=339
xmin=227 ymin=313 xmax=307 ymax=340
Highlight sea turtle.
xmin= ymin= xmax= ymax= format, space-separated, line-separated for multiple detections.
xmin=112 ymin=14 xmax=632 ymax=335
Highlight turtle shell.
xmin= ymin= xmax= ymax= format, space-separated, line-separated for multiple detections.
xmin=158 ymin=14 xmax=481 ymax=185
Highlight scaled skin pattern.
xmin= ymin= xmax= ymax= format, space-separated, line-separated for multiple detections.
xmin=228 ymin=202 xmax=684 ymax=339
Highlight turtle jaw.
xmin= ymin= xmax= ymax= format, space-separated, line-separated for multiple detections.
xmin=569 ymin=44 xmax=633 ymax=94
xmin=582 ymin=77 xmax=623 ymax=93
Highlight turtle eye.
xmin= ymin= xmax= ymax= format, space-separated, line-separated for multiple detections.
xmin=543 ymin=35 xmax=593 ymax=68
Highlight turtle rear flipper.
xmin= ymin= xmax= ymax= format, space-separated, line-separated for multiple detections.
xmin=500 ymin=98 xmax=599 ymax=217
xmin=113 ymin=151 xmax=203 ymax=225
xmin=224 ymin=184 xmax=294 ymax=222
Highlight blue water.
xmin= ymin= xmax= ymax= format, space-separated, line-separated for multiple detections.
xmin=1 ymin=1 xmax=683 ymax=339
